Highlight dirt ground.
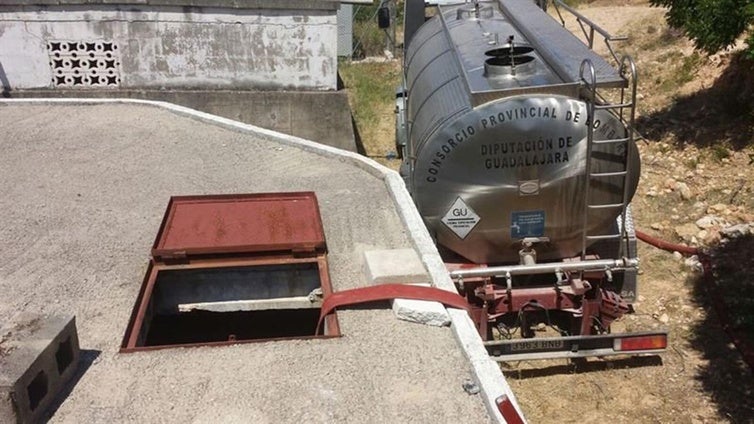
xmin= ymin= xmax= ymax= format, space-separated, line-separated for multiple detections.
xmin=342 ymin=1 xmax=754 ymax=422
xmin=505 ymin=4 xmax=754 ymax=423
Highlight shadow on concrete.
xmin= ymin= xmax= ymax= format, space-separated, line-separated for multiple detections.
xmin=0 ymin=61 xmax=11 ymax=98
xmin=337 ymin=71 xmax=367 ymax=156
xmin=42 ymin=349 xmax=101 ymax=422
xmin=351 ymin=114 xmax=368 ymax=156
xmin=686 ymin=234 xmax=754 ymax=421
xmin=636 ymin=51 xmax=754 ymax=150
xmin=501 ymin=355 xmax=663 ymax=380
xmin=337 ymin=70 xmax=345 ymax=91
xmin=343 ymin=300 xmax=392 ymax=312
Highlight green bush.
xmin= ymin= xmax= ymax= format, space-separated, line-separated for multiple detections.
xmin=351 ymin=2 xmax=403 ymax=58
xmin=353 ymin=18 xmax=387 ymax=58
xmin=650 ymin=0 xmax=754 ymax=57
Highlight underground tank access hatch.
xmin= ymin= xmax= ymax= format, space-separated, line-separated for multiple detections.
xmin=120 ymin=192 xmax=340 ymax=352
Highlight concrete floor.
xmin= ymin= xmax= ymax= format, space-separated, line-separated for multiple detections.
xmin=0 ymin=103 xmax=491 ymax=423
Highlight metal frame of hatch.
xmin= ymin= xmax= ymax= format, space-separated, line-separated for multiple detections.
xmin=120 ymin=192 xmax=341 ymax=353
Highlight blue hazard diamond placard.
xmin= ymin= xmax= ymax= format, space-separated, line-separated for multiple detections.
xmin=510 ymin=210 xmax=545 ymax=239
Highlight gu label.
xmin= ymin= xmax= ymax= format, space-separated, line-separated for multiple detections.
xmin=441 ymin=197 xmax=480 ymax=240
xmin=511 ymin=211 xmax=545 ymax=239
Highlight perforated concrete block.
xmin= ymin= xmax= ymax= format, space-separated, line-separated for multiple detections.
xmin=363 ymin=248 xmax=429 ymax=285
xmin=0 ymin=314 xmax=80 ymax=424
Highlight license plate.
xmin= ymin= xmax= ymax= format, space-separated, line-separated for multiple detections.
xmin=509 ymin=339 xmax=565 ymax=352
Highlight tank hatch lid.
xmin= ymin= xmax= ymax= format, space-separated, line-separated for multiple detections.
xmin=499 ymin=0 xmax=625 ymax=88
xmin=151 ymin=192 xmax=326 ymax=261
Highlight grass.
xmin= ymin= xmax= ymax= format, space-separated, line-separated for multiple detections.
xmin=558 ymin=0 xmax=588 ymax=7
xmin=338 ymin=60 xmax=402 ymax=156
xmin=655 ymin=52 xmax=703 ymax=93
xmin=624 ymin=14 xmax=704 ymax=97
xmin=351 ymin=3 xmax=402 ymax=58
xmin=353 ymin=20 xmax=388 ymax=58
xmin=639 ymin=27 xmax=685 ymax=51
xmin=709 ymin=143 xmax=732 ymax=161
xmin=678 ymin=53 xmax=704 ymax=84
xmin=684 ymin=157 xmax=700 ymax=170
xmin=339 ymin=60 xmax=399 ymax=126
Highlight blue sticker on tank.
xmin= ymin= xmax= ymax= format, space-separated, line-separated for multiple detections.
xmin=511 ymin=211 xmax=545 ymax=238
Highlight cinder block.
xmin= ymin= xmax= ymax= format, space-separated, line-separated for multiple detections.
xmin=0 ymin=314 xmax=80 ymax=424
xmin=364 ymin=248 xmax=429 ymax=285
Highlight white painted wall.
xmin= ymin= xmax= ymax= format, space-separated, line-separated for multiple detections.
xmin=0 ymin=7 xmax=338 ymax=90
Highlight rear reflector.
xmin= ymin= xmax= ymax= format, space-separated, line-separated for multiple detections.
xmin=496 ymin=394 xmax=525 ymax=424
xmin=615 ymin=334 xmax=667 ymax=352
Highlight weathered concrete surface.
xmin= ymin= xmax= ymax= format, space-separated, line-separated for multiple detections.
xmin=0 ymin=102 xmax=492 ymax=423
xmin=6 ymin=89 xmax=357 ymax=152
xmin=0 ymin=5 xmax=337 ymax=90
xmin=0 ymin=315 xmax=80 ymax=424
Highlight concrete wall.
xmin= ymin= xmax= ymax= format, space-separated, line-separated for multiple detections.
xmin=8 ymin=88 xmax=358 ymax=152
xmin=0 ymin=1 xmax=339 ymax=91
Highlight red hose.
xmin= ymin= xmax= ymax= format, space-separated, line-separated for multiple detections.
xmin=635 ymin=229 xmax=699 ymax=255
xmin=635 ymin=228 xmax=754 ymax=374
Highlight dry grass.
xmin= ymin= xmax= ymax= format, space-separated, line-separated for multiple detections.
xmin=338 ymin=59 xmax=402 ymax=169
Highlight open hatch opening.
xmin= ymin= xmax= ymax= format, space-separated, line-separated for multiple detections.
xmin=121 ymin=192 xmax=340 ymax=352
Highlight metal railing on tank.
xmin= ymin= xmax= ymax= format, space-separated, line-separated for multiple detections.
xmin=578 ymin=55 xmax=639 ymax=263
xmin=552 ymin=0 xmax=628 ymax=66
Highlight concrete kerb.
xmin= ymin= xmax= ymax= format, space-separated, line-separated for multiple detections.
xmin=0 ymin=98 xmax=523 ymax=423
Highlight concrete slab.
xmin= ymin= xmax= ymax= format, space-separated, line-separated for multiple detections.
xmin=364 ymin=248 xmax=430 ymax=285
xmin=0 ymin=100 xmax=496 ymax=423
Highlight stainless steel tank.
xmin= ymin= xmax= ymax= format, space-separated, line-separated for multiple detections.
xmin=399 ymin=0 xmax=640 ymax=264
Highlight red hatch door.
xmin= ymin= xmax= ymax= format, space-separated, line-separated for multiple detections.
xmin=151 ymin=192 xmax=326 ymax=261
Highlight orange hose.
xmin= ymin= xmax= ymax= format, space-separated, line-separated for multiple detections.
xmin=635 ymin=229 xmax=699 ymax=255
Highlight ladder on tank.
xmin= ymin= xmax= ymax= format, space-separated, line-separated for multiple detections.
xmin=578 ymin=56 xmax=638 ymax=260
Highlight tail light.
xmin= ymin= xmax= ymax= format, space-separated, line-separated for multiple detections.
xmin=615 ymin=334 xmax=667 ymax=352
xmin=496 ymin=394 xmax=525 ymax=424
